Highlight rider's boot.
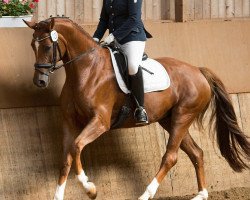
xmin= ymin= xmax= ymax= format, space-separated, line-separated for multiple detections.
xmin=130 ymin=66 xmax=149 ymax=125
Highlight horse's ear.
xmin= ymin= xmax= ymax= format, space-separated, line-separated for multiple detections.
xmin=49 ymin=18 xmax=55 ymax=30
xmin=23 ymin=20 xmax=37 ymax=29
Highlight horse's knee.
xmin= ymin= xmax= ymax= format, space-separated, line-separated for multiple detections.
xmin=72 ymin=141 xmax=85 ymax=156
xmin=60 ymin=160 xmax=72 ymax=176
xmin=161 ymin=152 xmax=178 ymax=169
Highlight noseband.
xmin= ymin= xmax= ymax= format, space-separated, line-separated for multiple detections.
xmin=33 ymin=30 xmax=96 ymax=75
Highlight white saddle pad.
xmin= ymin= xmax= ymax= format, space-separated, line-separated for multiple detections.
xmin=108 ymin=48 xmax=170 ymax=94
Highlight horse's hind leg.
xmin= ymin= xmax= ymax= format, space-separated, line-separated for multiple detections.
xmin=54 ymin=121 xmax=74 ymax=200
xmin=138 ymin=109 xmax=199 ymax=200
xmin=180 ymin=133 xmax=208 ymax=200
xmin=138 ymin=116 xmax=208 ymax=200
xmin=160 ymin=121 xmax=208 ymax=197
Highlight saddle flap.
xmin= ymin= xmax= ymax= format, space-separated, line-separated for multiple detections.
xmin=107 ymin=47 xmax=170 ymax=94
xmin=108 ymin=41 xmax=130 ymax=89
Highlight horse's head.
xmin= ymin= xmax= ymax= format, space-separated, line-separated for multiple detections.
xmin=24 ymin=18 xmax=67 ymax=88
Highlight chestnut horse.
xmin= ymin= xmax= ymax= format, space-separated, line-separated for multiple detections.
xmin=24 ymin=17 xmax=250 ymax=200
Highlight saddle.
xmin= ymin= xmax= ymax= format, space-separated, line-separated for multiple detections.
xmin=102 ymin=40 xmax=170 ymax=128
xmin=104 ymin=40 xmax=148 ymax=90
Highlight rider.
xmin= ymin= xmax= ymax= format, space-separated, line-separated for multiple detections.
xmin=93 ymin=0 xmax=152 ymax=125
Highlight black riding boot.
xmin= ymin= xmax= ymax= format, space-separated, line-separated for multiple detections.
xmin=130 ymin=67 xmax=148 ymax=125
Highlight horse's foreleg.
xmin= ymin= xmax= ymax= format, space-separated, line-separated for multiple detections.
xmin=180 ymin=133 xmax=208 ymax=200
xmin=54 ymin=153 xmax=73 ymax=200
xmin=72 ymin=115 xmax=109 ymax=199
xmin=54 ymin=121 xmax=74 ymax=200
xmin=139 ymin=111 xmax=195 ymax=200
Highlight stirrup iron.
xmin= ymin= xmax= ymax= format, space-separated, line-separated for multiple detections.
xmin=134 ymin=106 xmax=148 ymax=125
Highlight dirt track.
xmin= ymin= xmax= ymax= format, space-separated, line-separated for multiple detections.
xmin=157 ymin=187 xmax=250 ymax=200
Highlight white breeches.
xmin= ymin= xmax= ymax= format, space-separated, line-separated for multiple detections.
xmin=120 ymin=41 xmax=146 ymax=75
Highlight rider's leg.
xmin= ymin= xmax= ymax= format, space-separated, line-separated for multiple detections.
xmin=120 ymin=41 xmax=148 ymax=124
xmin=130 ymin=66 xmax=148 ymax=124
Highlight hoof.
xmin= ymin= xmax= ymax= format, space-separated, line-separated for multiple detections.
xmin=86 ymin=182 xmax=97 ymax=199
xmin=138 ymin=191 xmax=151 ymax=200
xmin=191 ymin=189 xmax=208 ymax=200
xmin=191 ymin=197 xmax=208 ymax=200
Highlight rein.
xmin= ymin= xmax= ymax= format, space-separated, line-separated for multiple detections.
xmin=49 ymin=48 xmax=96 ymax=72
xmin=33 ymin=30 xmax=96 ymax=74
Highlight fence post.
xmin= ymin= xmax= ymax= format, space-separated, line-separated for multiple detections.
xmin=175 ymin=0 xmax=189 ymax=22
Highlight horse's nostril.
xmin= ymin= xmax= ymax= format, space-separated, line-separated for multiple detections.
xmin=39 ymin=80 xmax=46 ymax=87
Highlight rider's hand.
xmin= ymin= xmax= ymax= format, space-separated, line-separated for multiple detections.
xmin=104 ymin=33 xmax=114 ymax=44
xmin=93 ymin=37 xmax=100 ymax=43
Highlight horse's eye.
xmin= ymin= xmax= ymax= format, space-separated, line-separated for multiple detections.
xmin=44 ymin=45 xmax=52 ymax=51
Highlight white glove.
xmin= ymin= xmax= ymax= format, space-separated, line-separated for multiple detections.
xmin=93 ymin=37 xmax=99 ymax=43
xmin=104 ymin=33 xmax=115 ymax=44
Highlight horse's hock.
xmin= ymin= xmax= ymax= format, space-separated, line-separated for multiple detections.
xmin=0 ymin=21 xmax=250 ymax=199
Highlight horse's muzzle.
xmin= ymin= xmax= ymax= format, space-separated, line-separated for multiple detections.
xmin=33 ymin=73 xmax=49 ymax=88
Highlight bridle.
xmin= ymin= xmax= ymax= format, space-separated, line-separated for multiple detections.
xmin=33 ymin=30 xmax=96 ymax=75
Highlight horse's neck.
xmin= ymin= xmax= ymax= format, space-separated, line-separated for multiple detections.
xmin=62 ymin=25 xmax=96 ymax=60
xmin=60 ymin=24 xmax=99 ymax=86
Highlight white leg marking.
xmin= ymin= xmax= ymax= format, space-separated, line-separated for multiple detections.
xmin=191 ymin=189 xmax=208 ymax=200
xmin=77 ymin=170 xmax=90 ymax=190
xmin=54 ymin=181 xmax=66 ymax=200
xmin=77 ymin=170 xmax=88 ymax=182
xmin=76 ymin=170 xmax=96 ymax=195
xmin=138 ymin=178 xmax=159 ymax=200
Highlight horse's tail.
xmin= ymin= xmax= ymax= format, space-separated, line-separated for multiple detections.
xmin=198 ymin=67 xmax=250 ymax=172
